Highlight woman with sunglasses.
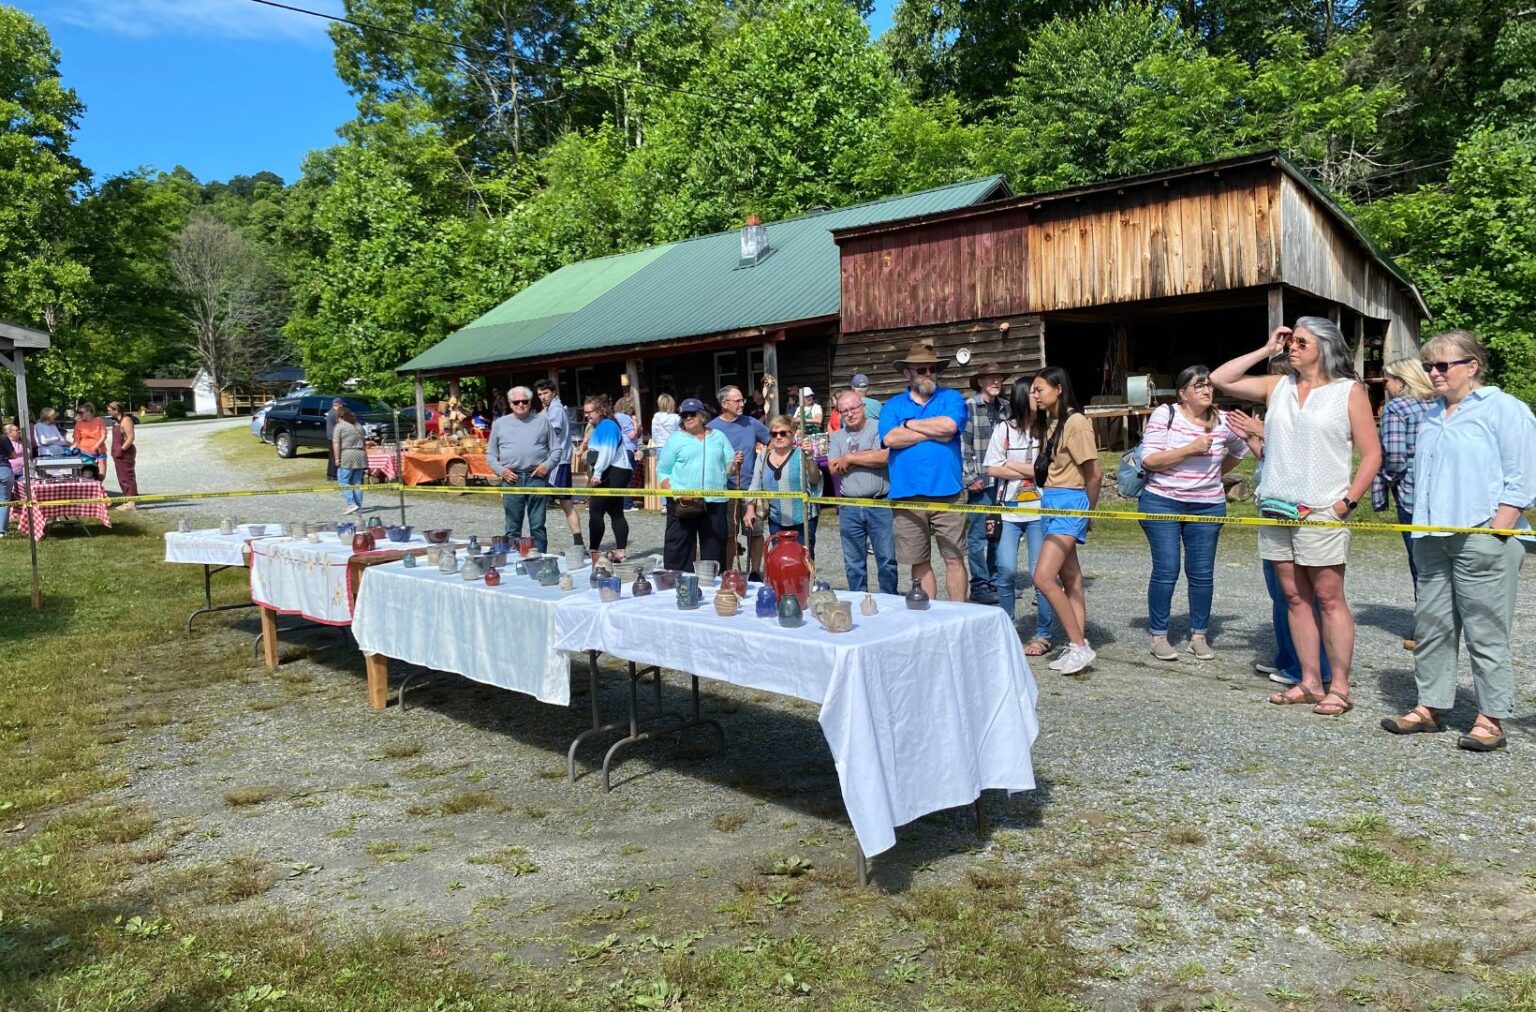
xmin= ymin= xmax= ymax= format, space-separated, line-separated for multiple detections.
xmin=581 ymin=395 xmax=630 ymax=563
xmin=656 ymin=398 xmax=736 ymax=572
xmin=1212 ymin=318 xmax=1382 ymax=716
xmin=743 ymin=415 xmax=822 ymax=559
xmin=1381 ymin=330 xmax=1536 ymax=751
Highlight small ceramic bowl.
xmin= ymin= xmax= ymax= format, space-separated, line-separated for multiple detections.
xmin=247 ymin=524 xmax=267 ymax=537
xmin=336 ymin=521 xmax=356 ymax=539
xmin=423 ymin=528 xmax=453 ymax=544
xmin=386 ymin=525 xmax=413 ymax=543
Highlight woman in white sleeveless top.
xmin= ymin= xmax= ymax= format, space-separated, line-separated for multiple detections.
xmin=1212 ymin=317 xmax=1382 ymax=717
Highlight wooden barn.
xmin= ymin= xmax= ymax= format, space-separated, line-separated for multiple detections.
xmin=831 ymin=151 xmax=1428 ymax=442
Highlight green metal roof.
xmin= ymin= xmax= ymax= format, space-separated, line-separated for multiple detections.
xmin=397 ymin=242 xmax=675 ymax=373
xmin=399 ymin=176 xmax=1008 ymax=374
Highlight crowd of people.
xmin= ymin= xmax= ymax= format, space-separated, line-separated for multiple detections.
xmin=0 ymin=402 xmax=141 ymax=531
xmin=472 ymin=322 xmax=1532 ymax=750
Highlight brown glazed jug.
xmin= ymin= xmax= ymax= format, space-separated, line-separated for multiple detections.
xmin=351 ymin=530 xmax=376 ymax=553
xmin=764 ymin=530 xmax=812 ymax=604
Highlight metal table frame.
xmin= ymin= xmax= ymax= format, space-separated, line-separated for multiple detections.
xmin=186 ymin=563 xmax=256 ymax=634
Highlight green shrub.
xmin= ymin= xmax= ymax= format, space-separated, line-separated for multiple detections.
xmin=164 ymin=401 xmax=189 ymax=418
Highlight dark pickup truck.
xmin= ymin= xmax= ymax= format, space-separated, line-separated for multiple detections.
xmin=261 ymin=394 xmax=394 ymax=458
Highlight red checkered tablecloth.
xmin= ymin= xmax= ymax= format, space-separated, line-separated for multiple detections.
xmin=12 ymin=478 xmax=113 ymax=540
xmin=366 ymin=449 xmax=398 ymax=481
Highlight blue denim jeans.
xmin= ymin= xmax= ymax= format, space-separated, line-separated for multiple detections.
xmin=337 ymin=467 xmax=363 ymax=509
xmin=1264 ymin=559 xmax=1332 ymax=684
xmin=837 ymin=503 xmax=898 ymax=594
xmin=966 ymin=486 xmax=998 ymax=595
xmin=1138 ymin=491 xmax=1224 ymax=637
xmin=995 ymin=518 xmax=1054 ymax=641
xmin=501 ymin=474 xmax=550 ymax=553
xmin=1396 ymin=497 xmax=1418 ymax=594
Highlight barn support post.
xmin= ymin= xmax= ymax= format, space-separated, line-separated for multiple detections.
xmin=625 ymin=358 xmax=643 ymax=437
xmin=413 ymin=373 xmax=426 ymax=438
xmin=1267 ymin=286 xmax=1286 ymax=334
xmin=8 ymin=349 xmax=41 ymax=608
xmin=762 ymin=341 xmax=780 ymax=417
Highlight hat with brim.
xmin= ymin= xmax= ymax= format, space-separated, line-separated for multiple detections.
xmin=679 ymin=397 xmax=707 ymax=415
xmin=895 ymin=342 xmax=948 ymax=370
xmin=969 ymin=362 xmax=1006 ymax=391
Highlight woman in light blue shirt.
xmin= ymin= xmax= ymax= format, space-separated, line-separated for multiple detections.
xmin=1381 ymin=330 xmax=1536 ymax=752
xmin=657 ymin=398 xmax=737 ymax=572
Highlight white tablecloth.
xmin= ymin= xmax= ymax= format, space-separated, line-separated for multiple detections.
xmin=163 ymin=524 xmax=286 ymax=567
xmin=556 ymin=587 xmax=1040 ymax=857
xmin=351 ymin=558 xmax=598 ymax=706
xmin=249 ymin=532 xmax=428 ymax=625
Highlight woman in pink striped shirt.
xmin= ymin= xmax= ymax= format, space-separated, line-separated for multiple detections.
xmin=1138 ymin=366 xmax=1249 ymax=661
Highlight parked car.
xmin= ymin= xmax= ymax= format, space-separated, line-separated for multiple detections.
xmin=397 ymin=405 xmax=441 ymax=437
xmin=262 ymin=395 xmax=393 ymax=459
xmin=251 ymin=399 xmax=276 ymax=439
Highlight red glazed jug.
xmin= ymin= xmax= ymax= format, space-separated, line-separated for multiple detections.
xmin=720 ymin=569 xmax=749 ymax=596
xmin=351 ymin=530 xmax=376 ymax=553
xmin=765 ymin=530 xmax=812 ymax=604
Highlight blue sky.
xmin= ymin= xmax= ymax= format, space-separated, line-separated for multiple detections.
xmin=21 ymin=0 xmax=898 ymax=187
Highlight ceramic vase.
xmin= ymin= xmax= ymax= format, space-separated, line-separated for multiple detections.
xmin=904 ymin=583 xmax=930 ymax=610
xmin=653 ymin=569 xmax=678 ymax=591
xmin=720 ymin=569 xmax=748 ymax=596
xmin=466 ymin=535 xmax=481 ymax=555
xmin=539 ymin=563 xmax=562 ymax=587
xmin=631 ymin=572 xmax=652 ymax=597
xmin=817 ymin=600 xmax=854 ymax=633
xmin=437 ymin=548 xmax=458 ymax=574
xmin=765 ymin=530 xmax=813 ymax=604
xmin=714 ymin=588 xmax=740 ymax=616
xmin=676 ymin=573 xmax=701 ymax=610
xmin=402 ymin=551 xmax=418 ymax=568
xmin=352 ymin=531 xmax=377 ymax=553
xmin=755 ymin=584 xmax=778 ymax=618
xmin=806 ymin=586 xmax=839 ymax=623
xmin=367 ymin=515 xmax=384 ymax=530
xmin=598 ymin=575 xmax=622 ymax=603
xmin=219 ymin=518 xmax=234 ymax=535
xmin=483 ymin=565 xmax=500 ymax=586
xmin=336 ymin=521 xmax=356 ymax=539
xmin=693 ymin=560 xmax=719 ymax=588
xmin=860 ymin=593 xmax=878 ymax=616
xmin=777 ymin=593 xmax=803 ymax=628
xmin=461 ymin=555 xmax=484 ymax=580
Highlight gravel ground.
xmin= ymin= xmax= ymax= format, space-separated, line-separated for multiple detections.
xmin=105 ymin=418 xmax=1536 ymax=1008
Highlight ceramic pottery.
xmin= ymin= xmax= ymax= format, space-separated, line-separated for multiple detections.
xmin=367 ymin=515 xmax=384 ymax=530
xmin=424 ymin=528 xmax=452 ymax=544
xmin=817 ymin=600 xmax=854 ymax=633
xmin=653 ymin=569 xmax=678 ymax=591
xmin=559 ymin=573 xmax=574 ymax=591
xmin=564 ymin=545 xmax=586 ymax=570
xmin=177 ymin=517 xmax=192 ymax=533
xmin=352 ymin=531 xmax=377 ymax=554
xmin=336 ymin=521 xmax=356 ymax=539
xmin=777 ymin=593 xmax=804 ymax=628
xmin=755 ymin=584 xmax=778 ymax=618
xmin=247 ymin=523 xmax=267 ymax=537
xmin=598 ymin=575 xmax=622 ymax=602
xmin=518 ymin=536 xmax=535 ymax=558
xmin=491 ymin=535 xmax=510 ymax=555
xmin=425 ymin=544 xmax=442 ymax=565
xmin=539 ymin=563 xmax=562 ymax=587
xmin=720 ymin=569 xmax=749 ymax=596
xmin=765 ymin=530 xmax=812 ymax=604
xmin=466 ymin=535 xmax=481 ymax=555
xmin=860 ymin=593 xmax=879 ymax=616
xmin=461 ymin=555 xmax=483 ymax=580
xmin=631 ymin=572 xmax=652 ymax=597
xmin=510 ymin=558 xmax=527 ymax=577
xmin=812 ymin=579 xmax=832 ymax=593
xmin=807 ymin=586 xmax=839 ymax=623
xmin=386 ymin=525 xmax=412 ymax=543
xmin=905 ymin=583 xmax=930 ymax=610
xmin=219 ymin=518 xmax=234 ymax=535
xmin=402 ymin=551 xmax=418 ymax=568
xmin=693 ymin=560 xmax=719 ymax=587
xmin=437 ymin=547 xmax=458 ymax=574
xmin=676 ymin=573 xmax=702 ymax=610
xmin=483 ymin=566 xmax=500 ymax=587
xmin=306 ymin=532 xmax=320 ymax=544
xmin=714 ymin=588 xmax=740 ymax=616
xmin=487 ymin=550 xmax=508 ymax=568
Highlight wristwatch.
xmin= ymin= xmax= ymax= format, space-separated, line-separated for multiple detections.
xmin=1341 ymin=497 xmax=1359 ymax=513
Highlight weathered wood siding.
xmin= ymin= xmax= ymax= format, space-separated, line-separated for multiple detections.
xmin=839 ymin=168 xmax=1283 ymax=333
xmin=834 ymin=314 xmax=1045 ymax=400
xmin=1277 ymin=176 xmax=1421 ymax=356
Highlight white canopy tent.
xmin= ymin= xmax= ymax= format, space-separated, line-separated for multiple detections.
xmin=0 ymin=320 xmax=49 ymax=608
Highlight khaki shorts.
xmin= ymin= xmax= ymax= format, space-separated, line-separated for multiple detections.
xmin=1258 ymin=513 xmax=1352 ymax=567
xmin=893 ymin=494 xmax=968 ymax=564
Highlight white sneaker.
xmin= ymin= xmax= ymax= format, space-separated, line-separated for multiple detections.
xmin=1046 ymin=646 xmax=1075 ymax=671
xmin=1254 ymin=662 xmax=1280 ymax=675
xmin=1056 ymin=643 xmax=1096 ymax=675
xmin=342 ymin=504 xmax=360 ymax=515
xmin=1268 ymin=671 xmax=1300 ymax=685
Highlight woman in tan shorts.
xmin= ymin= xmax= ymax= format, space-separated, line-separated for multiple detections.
xmin=1211 ymin=318 xmax=1382 ymax=716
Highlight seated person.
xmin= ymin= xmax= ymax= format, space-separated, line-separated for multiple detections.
xmin=69 ymin=402 xmax=108 ymax=478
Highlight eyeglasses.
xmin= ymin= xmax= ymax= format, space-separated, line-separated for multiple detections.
xmin=1422 ymin=357 xmax=1473 ymax=374
xmin=721 ymin=396 xmax=743 ymax=404
xmin=510 ymin=399 xmax=530 ymax=406
xmin=1184 ymin=380 xmax=1214 ymax=392
xmin=908 ymin=365 xmax=937 ymax=376
xmin=770 ymin=430 xmax=791 ymax=437
xmin=680 ymin=411 xmax=699 ymax=419
xmin=1284 ymin=336 xmax=1311 ymax=350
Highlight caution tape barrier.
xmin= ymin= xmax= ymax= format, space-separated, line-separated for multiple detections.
xmin=2 ymin=482 xmax=1529 ymax=539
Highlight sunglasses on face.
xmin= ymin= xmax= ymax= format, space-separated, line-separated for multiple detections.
xmin=1422 ymin=357 xmax=1473 ymax=375
xmin=510 ymin=400 xmax=530 ymax=406
xmin=908 ymin=365 xmax=937 ymax=376
xmin=1284 ymin=336 xmax=1312 ymax=350
xmin=771 ymin=430 xmax=791 ymax=437
xmin=680 ymin=411 xmax=699 ymax=419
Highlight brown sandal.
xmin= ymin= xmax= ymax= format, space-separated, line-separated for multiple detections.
xmin=1312 ymin=691 xmax=1354 ymax=716
xmin=1457 ymin=723 xmax=1507 ymax=752
xmin=1023 ymin=638 xmax=1052 ymax=657
xmin=1268 ymin=685 xmax=1325 ymax=706
xmin=1380 ymin=708 xmax=1443 ymax=735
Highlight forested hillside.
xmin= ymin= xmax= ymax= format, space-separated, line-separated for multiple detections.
xmin=3 ymin=0 xmax=1533 ymax=406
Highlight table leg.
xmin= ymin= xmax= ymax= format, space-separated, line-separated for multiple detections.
xmin=364 ymin=653 xmax=389 ymax=710
xmin=185 ymin=564 xmax=256 ymax=635
xmin=259 ymin=606 xmax=279 ymax=669
xmin=854 ymin=846 xmax=868 ymax=888
xmin=974 ymin=795 xmax=990 ymax=839
xmin=600 ymin=665 xmax=726 ymax=793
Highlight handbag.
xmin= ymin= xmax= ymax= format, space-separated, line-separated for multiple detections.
xmin=673 ymin=438 xmax=707 ymax=518
xmin=1033 ymin=410 xmax=1074 ymax=489
xmin=1258 ymin=497 xmax=1310 ymax=521
xmin=1116 ymin=404 xmax=1172 ymax=498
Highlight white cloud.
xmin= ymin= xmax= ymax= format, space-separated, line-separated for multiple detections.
xmin=46 ymin=0 xmax=346 ymax=45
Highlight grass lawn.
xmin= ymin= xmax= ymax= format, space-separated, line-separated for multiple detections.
xmin=206 ymin=426 xmax=330 ymax=490
xmin=0 ymin=517 xmax=1086 ymax=1011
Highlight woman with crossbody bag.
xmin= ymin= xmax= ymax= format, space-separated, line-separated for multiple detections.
xmin=657 ymin=398 xmax=736 ymax=572
xmin=985 ymin=379 xmax=1054 ymax=655
xmin=1029 ymin=367 xmax=1101 ymax=675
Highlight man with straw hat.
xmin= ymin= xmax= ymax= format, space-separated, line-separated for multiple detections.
xmin=879 ymin=341 xmax=970 ymax=602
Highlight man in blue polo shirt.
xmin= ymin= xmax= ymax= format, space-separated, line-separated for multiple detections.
xmin=879 ymin=341 xmax=969 ymax=602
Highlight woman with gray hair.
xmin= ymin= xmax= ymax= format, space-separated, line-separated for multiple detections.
xmin=1212 ymin=317 xmax=1382 ymax=716
xmin=1380 ymin=330 xmax=1536 ymax=751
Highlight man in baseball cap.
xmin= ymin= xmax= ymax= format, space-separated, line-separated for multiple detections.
xmin=850 ymin=373 xmax=881 ymax=421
